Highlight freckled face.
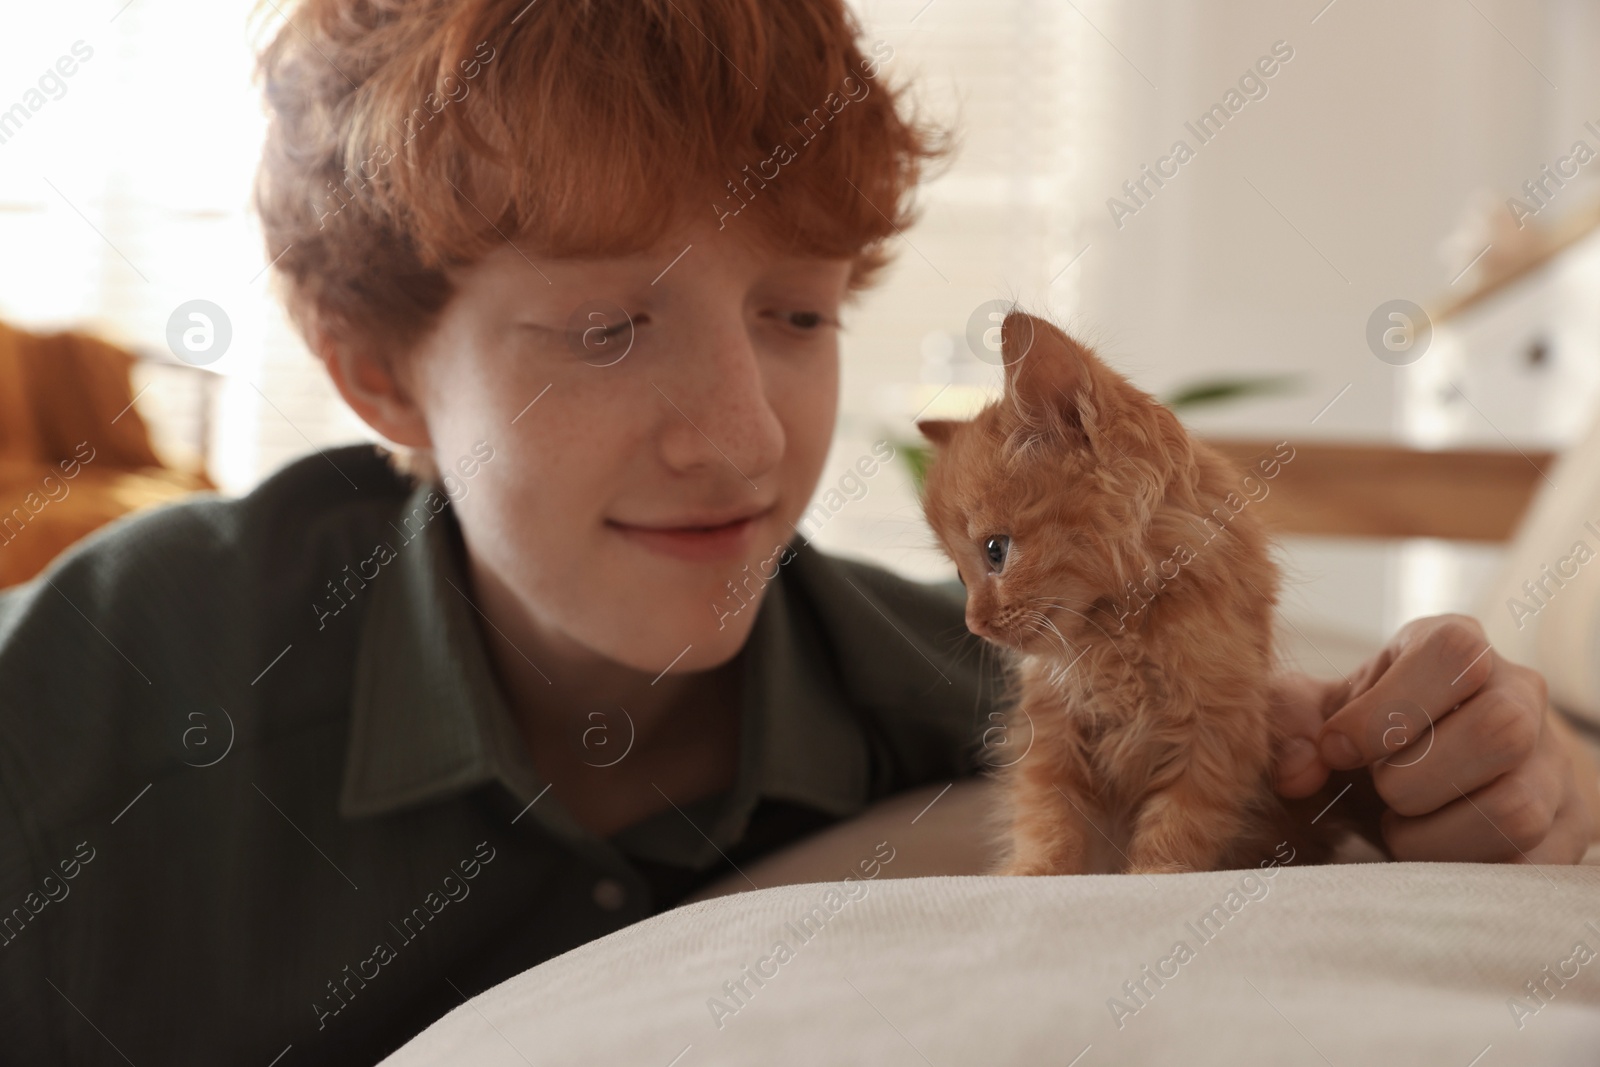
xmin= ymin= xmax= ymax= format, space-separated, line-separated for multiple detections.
xmin=408 ymin=215 xmax=849 ymax=673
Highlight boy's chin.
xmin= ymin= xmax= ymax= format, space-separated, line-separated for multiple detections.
xmin=595 ymin=597 xmax=765 ymax=678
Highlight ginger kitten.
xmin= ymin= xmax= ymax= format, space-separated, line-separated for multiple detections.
xmin=918 ymin=311 xmax=1352 ymax=875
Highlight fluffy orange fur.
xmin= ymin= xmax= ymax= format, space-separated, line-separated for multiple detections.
xmin=919 ymin=311 xmax=1346 ymax=874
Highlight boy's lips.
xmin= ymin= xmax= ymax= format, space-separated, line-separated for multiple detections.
xmin=606 ymin=505 xmax=774 ymax=564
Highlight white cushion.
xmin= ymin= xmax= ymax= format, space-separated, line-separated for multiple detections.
xmin=384 ymin=861 xmax=1600 ymax=1066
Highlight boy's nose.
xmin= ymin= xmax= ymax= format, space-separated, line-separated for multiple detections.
xmin=654 ymin=323 xmax=786 ymax=485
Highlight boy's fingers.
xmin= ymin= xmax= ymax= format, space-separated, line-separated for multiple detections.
xmin=1318 ymin=615 xmax=1494 ymax=771
xmin=1274 ymin=736 xmax=1327 ymax=797
xmin=1370 ymin=671 xmax=1547 ymax=815
xmin=1269 ymin=672 xmax=1339 ymax=798
xmin=1380 ymin=731 xmax=1572 ymax=861
xmin=1514 ymin=797 xmax=1593 ymax=865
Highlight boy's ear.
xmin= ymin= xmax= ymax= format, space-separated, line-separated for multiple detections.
xmin=915 ymin=419 xmax=963 ymax=446
xmin=315 ymin=329 xmax=433 ymax=449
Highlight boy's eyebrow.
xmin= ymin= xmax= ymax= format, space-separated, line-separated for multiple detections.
xmin=536 ymin=247 xmax=663 ymax=267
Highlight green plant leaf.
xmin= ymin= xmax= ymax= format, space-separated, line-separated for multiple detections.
xmin=898 ymin=440 xmax=932 ymax=496
xmin=1161 ymin=374 xmax=1303 ymax=411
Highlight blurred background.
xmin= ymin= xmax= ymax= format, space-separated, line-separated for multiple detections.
xmin=5 ymin=0 xmax=1600 ymax=653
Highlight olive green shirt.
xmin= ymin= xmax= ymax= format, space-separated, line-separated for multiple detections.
xmin=0 ymin=444 xmax=1000 ymax=1065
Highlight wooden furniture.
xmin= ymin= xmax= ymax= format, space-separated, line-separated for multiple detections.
xmin=1202 ymin=439 xmax=1555 ymax=543
xmin=1204 ymin=198 xmax=1597 ymax=545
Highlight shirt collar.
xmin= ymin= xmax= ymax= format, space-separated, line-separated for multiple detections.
xmin=337 ymin=486 xmax=871 ymax=839
xmin=337 ymin=485 xmax=506 ymax=818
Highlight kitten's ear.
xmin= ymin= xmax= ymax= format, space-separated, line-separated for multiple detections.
xmin=1001 ymin=312 xmax=1091 ymax=424
xmin=916 ymin=419 xmax=962 ymax=446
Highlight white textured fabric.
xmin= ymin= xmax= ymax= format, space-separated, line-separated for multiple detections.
xmin=386 ymin=863 xmax=1600 ymax=1066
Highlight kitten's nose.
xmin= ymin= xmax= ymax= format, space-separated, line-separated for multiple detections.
xmin=965 ymin=612 xmax=992 ymax=639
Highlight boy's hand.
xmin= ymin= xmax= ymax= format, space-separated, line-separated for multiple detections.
xmin=1271 ymin=614 xmax=1598 ymax=863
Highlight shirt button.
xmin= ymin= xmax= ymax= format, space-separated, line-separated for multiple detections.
xmin=593 ymin=878 xmax=627 ymax=911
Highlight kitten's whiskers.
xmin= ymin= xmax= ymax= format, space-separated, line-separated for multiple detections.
xmin=1027 ymin=596 xmax=1132 ymax=668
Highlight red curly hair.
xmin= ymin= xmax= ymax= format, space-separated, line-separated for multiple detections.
xmin=254 ymin=0 xmax=950 ymax=364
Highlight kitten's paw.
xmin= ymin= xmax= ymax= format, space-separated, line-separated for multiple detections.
xmin=1125 ymin=861 xmax=1196 ymax=876
xmin=996 ymin=862 xmax=1043 ymax=877
xmin=995 ymin=858 xmax=1081 ymax=877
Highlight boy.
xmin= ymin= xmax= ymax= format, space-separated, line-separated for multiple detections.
xmin=0 ymin=0 xmax=1592 ymax=1063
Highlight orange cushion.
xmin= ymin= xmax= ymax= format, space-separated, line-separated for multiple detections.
xmin=0 ymin=324 xmax=43 ymax=465
xmin=0 ymin=461 xmax=211 ymax=588
xmin=18 ymin=329 xmax=166 ymax=470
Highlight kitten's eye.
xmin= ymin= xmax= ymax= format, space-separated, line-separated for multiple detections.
xmin=788 ymin=310 xmax=823 ymax=330
xmin=983 ymin=535 xmax=1010 ymax=573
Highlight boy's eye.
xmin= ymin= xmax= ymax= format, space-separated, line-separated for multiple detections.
xmin=984 ymin=535 xmax=1010 ymax=572
xmin=764 ymin=308 xmax=832 ymax=332
xmin=563 ymin=310 xmax=644 ymax=365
